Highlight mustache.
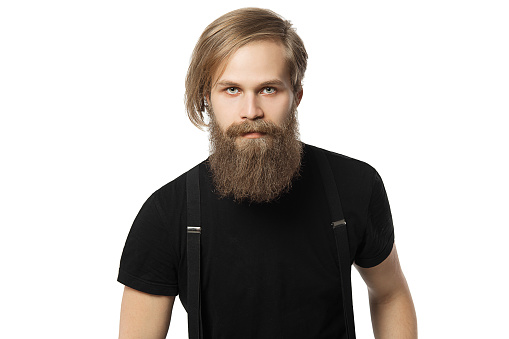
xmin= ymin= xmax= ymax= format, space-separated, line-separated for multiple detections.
xmin=225 ymin=119 xmax=283 ymax=138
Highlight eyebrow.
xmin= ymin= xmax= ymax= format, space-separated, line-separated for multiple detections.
xmin=215 ymin=79 xmax=286 ymax=88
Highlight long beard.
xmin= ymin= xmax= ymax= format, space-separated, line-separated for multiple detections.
xmin=208 ymin=106 xmax=303 ymax=204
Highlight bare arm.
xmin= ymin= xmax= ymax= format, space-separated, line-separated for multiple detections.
xmin=355 ymin=244 xmax=417 ymax=339
xmin=119 ymin=286 xmax=176 ymax=339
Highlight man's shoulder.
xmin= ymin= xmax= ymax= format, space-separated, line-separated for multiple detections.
xmin=152 ymin=159 xmax=208 ymax=203
xmin=304 ymin=143 xmax=377 ymax=177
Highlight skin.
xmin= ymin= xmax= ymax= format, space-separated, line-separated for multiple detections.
xmin=208 ymin=40 xmax=303 ymax=137
xmin=356 ymin=244 xmax=418 ymax=338
xmin=119 ymin=40 xmax=417 ymax=338
xmin=119 ymin=287 xmax=175 ymax=339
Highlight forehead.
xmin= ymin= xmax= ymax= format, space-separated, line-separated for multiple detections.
xmin=213 ymin=40 xmax=290 ymax=86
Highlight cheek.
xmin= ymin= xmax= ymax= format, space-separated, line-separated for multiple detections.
xmin=210 ymin=97 xmax=237 ymax=129
xmin=271 ymin=95 xmax=294 ymax=123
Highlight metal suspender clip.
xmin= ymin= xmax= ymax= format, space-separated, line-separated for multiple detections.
xmin=332 ymin=219 xmax=346 ymax=228
xmin=187 ymin=226 xmax=201 ymax=234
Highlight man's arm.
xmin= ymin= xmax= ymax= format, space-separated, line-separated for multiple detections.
xmin=119 ymin=286 xmax=175 ymax=339
xmin=355 ymin=244 xmax=417 ymax=339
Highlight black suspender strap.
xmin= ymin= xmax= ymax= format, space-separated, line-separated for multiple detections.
xmin=186 ymin=165 xmax=202 ymax=339
xmin=313 ymin=146 xmax=356 ymax=339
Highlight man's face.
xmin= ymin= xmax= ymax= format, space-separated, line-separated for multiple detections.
xmin=206 ymin=40 xmax=304 ymax=203
xmin=209 ymin=40 xmax=302 ymax=137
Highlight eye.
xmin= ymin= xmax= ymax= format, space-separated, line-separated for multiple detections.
xmin=262 ymin=87 xmax=276 ymax=94
xmin=226 ymin=87 xmax=239 ymax=94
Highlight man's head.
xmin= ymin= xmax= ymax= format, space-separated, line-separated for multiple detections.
xmin=185 ymin=7 xmax=307 ymax=129
xmin=185 ymin=8 xmax=308 ymax=203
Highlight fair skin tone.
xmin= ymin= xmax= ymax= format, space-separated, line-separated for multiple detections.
xmin=355 ymin=244 xmax=418 ymax=338
xmin=207 ymin=40 xmax=303 ymax=139
xmin=119 ymin=287 xmax=175 ymax=339
xmin=119 ymin=40 xmax=417 ymax=338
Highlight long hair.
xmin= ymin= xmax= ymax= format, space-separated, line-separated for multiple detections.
xmin=185 ymin=7 xmax=308 ymax=129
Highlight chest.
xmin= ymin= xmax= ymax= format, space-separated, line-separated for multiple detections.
xmin=200 ymin=182 xmax=341 ymax=293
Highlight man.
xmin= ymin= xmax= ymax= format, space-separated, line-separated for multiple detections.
xmin=118 ymin=7 xmax=417 ymax=339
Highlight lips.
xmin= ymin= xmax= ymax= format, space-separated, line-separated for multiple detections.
xmin=242 ymin=132 xmax=266 ymax=139
xmin=226 ymin=120 xmax=279 ymax=139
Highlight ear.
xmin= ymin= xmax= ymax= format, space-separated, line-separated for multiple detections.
xmin=295 ymin=88 xmax=303 ymax=107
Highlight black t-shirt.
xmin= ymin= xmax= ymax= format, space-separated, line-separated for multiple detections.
xmin=118 ymin=143 xmax=394 ymax=338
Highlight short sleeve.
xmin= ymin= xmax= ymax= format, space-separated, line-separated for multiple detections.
xmin=354 ymin=170 xmax=395 ymax=268
xmin=117 ymin=191 xmax=179 ymax=296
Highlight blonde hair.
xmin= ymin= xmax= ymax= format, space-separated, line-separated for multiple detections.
xmin=185 ymin=7 xmax=308 ymax=129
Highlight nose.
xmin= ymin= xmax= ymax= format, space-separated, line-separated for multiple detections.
xmin=241 ymin=93 xmax=264 ymax=120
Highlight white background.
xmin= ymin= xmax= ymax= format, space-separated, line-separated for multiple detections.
xmin=1 ymin=0 xmax=508 ymax=338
